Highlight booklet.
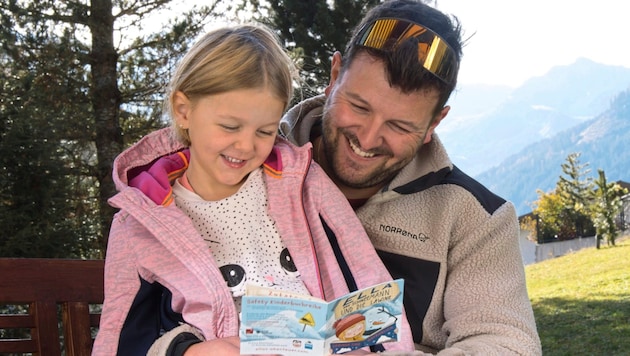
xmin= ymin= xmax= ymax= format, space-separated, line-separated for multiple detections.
xmin=240 ymin=279 xmax=404 ymax=355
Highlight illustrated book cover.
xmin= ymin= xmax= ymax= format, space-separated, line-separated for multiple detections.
xmin=240 ymin=279 xmax=405 ymax=355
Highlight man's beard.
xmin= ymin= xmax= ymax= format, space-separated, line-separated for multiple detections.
xmin=320 ymin=112 xmax=411 ymax=190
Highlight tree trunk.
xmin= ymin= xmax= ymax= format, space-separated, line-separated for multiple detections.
xmin=89 ymin=0 xmax=123 ymax=257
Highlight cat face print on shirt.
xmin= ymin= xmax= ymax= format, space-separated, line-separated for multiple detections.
xmin=218 ymin=247 xmax=304 ymax=296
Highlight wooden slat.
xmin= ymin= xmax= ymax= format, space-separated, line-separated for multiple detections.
xmin=33 ymin=300 xmax=62 ymax=356
xmin=63 ymin=302 xmax=93 ymax=356
xmin=0 ymin=306 xmax=36 ymax=353
xmin=0 ymin=313 xmax=35 ymax=328
xmin=0 ymin=258 xmax=104 ymax=356
xmin=0 ymin=258 xmax=104 ymax=302
xmin=89 ymin=313 xmax=101 ymax=327
xmin=0 ymin=339 xmax=39 ymax=353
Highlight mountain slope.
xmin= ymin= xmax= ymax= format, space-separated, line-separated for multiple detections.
xmin=439 ymin=58 xmax=630 ymax=176
xmin=475 ymin=89 xmax=630 ymax=215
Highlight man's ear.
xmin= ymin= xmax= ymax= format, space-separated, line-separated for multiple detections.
xmin=424 ymin=105 xmax=450 ymax=144
xmin=324 ymin=51 xmax=343 ymax=96
xmin=172 ymin=91 xmax=191 ymax=128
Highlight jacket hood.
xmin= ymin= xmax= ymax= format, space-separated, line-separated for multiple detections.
xmin=112 ymin=128 xmax=185 ymax=192
xmin=111 ymin=127 xmax=313 ymax=206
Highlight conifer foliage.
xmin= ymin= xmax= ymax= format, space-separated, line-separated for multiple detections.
xmin=0 ymin=0 xmax=223 ymax=257
xmin=244 ymin=0 xmax=380 ymax=98
xmin=524 ymin=153 xmax=627 ymax=246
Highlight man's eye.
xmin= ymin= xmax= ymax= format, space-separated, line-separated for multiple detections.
xmin=389 ymin=122 xmax=411 ymax=133
xmin=350 ymin=103 xmax=368 ymax=112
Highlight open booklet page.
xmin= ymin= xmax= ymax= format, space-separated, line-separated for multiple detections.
xmin=240 ymin=279 xmax=404 ymax=355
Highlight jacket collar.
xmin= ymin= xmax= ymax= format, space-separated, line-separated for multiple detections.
xmin=114 ymin=127 xmax=310 ymax=206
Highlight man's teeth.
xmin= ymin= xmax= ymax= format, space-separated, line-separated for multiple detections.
xmin=225 ymin=156 xmax=244 ymax=163
xmin=349 ymin=140 xmax=375 ymax=158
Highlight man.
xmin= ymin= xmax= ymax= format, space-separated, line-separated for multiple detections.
xmin=280 ymin=0 xmax=542 ymax=354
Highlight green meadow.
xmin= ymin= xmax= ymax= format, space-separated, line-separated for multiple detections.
xmin=526 ymin=237 xmax=630 ymax=355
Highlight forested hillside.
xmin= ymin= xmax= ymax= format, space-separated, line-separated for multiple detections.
xmin=441 ymin=58 xmax=630 ymax=176
xmin=476 ymin=89 xmax=630 ymax=215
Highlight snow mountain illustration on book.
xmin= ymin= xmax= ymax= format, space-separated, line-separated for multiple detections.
xmin=240 ymin=279 xmax=404 ymax=355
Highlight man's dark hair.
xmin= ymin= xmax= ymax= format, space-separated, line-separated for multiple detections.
xmin=342 ymin=0 xmax=463 ymax=113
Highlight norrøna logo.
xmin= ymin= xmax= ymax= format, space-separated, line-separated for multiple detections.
xmin=379 ymin=224 xmax=429 ymax=242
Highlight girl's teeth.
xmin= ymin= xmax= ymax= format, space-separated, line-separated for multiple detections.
xmin=225 ymin=156 xmax=243 ymax=163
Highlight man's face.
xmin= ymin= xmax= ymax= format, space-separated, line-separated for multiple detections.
xmin=320 ymin=51 xmax=449 ymax=193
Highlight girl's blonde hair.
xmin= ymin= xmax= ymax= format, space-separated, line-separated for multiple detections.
xmin=166 ymin=24 xmax=297 ymax=146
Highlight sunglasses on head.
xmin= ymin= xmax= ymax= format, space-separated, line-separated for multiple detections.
xmin=354 ymin=17 xmax=458 ymax=87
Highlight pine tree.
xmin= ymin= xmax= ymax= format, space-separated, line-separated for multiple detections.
xmin=556 ymin=152 xmax=595 ymax=238
xmin=0 ymin=0 xmax=225 ymax=257
xmin=245 ymin=0 xmax=381 ymax=98
xmin=589 ymin=170 xmax=628 ymax=248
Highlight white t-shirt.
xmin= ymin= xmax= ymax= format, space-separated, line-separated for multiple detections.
xmin=173 ymin=167 xmax=310 ymax=310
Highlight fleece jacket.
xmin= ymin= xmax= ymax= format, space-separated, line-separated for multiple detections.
xmin=280 ymin=95 xmax=542 ymax=356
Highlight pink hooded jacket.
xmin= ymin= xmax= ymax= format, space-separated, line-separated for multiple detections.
xmin=92 ymin=128 xmax=413 ymax=355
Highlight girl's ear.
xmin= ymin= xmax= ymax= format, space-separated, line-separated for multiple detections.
xmin=172 ymin=91 xmax=191 ymax=128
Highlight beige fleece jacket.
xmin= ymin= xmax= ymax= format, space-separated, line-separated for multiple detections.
xmin=280 ymin=95 xmax=542 ymax=356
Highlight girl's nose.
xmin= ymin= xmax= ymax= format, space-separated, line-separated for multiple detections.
xmin=233 ymin=132 xmax=255 ymax=152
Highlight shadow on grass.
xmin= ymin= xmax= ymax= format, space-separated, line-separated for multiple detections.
xmin=533 ymin=297 xmax=630 ymax=356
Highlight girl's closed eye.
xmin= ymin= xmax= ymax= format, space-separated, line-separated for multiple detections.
xmin=257 ymin=129 xmax=276 ymax=137
xmin=219 ymin=124 xmax=239 ymax=132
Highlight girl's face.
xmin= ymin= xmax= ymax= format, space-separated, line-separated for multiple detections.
xmin=173 ymin=87 xmax=284 ymax=201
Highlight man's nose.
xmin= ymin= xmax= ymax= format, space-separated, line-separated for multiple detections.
xmin=357 ymin=119 xmax=384 ymax=150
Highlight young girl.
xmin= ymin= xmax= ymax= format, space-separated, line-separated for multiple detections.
xmin=93 ymin=24 xmax=412 ymax=355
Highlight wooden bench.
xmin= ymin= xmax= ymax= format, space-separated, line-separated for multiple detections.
xmin=0 ymin=258 xmax=104 ymax=356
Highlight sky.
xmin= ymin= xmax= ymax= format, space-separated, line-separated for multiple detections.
xmin=435 ymin=0 xmax=630 ymax=87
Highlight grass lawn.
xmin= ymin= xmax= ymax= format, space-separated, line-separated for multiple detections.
xmin=525 ymin=236 xmax=630 ymax=355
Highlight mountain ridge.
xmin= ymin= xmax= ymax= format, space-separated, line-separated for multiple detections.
xmin=438 ymin=58 xmax=630 ymax=215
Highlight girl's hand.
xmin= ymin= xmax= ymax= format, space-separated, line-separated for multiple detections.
xmin=183 ymin=336 xmax=239 ymax=355
xmin=183 ymin=336 xmax=281 ymax=356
